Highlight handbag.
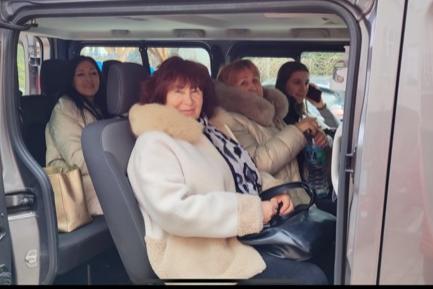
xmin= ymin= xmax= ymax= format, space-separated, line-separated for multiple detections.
xmin=44 ymin=161 xmax=92 ymax=232
xmin=240 ymin=181 xmax=336 ymax=261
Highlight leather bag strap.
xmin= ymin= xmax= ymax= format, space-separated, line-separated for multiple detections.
xmin=260 ymin=181 xmax=317 ymax=224
xmin=260 ymin=181 xmax=316 ymax=206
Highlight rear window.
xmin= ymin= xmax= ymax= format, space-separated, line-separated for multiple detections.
xmin=301 ymin=50 xmax=348 ymax=121
xmin=244 ymin=57 xmax=294 ymax=86
xmin=17 ymin=43 xmax=26 ymax=94
xmin=80 ymin=46 xmax=142 ymax=70
xmin=147 ymin=47 xmax=211 ymax=74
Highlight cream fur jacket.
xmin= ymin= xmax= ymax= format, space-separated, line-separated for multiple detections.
xmin=210 ymin=82 xmax=309 ymax=205
xmin=127 ymin=103 xmax=266 ymax=279
xmin=45 ymin=96 xmax=102 ymax=215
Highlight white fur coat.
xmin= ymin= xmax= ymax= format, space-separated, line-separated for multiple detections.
xmin=127 ymin=103 xmax=266 ymax=279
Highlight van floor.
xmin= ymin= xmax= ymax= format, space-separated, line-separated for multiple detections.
xmin=53 ymin=248 xmax=131 ymax=285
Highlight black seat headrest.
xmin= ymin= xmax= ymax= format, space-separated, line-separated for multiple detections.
xmin=106 ymin=62 xmax=148 ymax=116
xmin=40 ymin=59 xmax=70 ymax=97
xmin=102 ymin=59 xmax=122 ymax=85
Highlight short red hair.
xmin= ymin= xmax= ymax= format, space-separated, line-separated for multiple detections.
xmin=139 ymin=56 xmax=217 ymax=117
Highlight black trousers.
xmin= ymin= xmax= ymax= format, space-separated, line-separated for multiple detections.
xmin=243 ymin=251 xmax=330 ymax=285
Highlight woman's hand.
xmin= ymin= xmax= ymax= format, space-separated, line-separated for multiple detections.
xmin=295 ymin=117 xmax=320 ymax=135
xmin=271 ymin=194 xmax=294 ymax=216
xmin=261 ymin=199 xmax=279 ymax=224
xmin=313 ymin=130 xmax=328 ymax=147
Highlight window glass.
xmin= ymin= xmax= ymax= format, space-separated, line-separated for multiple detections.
xmin=40 ymin=37 xmax=51 ymax=60
xmin=301 ymin=49 xmax=348 ymax=121
xmin=243 ymin=57 xmax=294 ymax=86
xmin=17 ymin=43 xmax=26 ymax=94
xmin=147 ymin=47 xmax=211 ymax=74
xmin=80 ymin=46 xmax=142 ymax=70
xmin=19 ymin=34 xmax=44 ymax=95
xmin=28 ymin=37 xmax=42 ymax=95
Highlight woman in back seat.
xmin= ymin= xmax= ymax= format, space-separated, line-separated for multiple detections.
xmin=212 ymin=59 xmax=328 ymax=206
xmin=45 ymin=56 xmax=108 ymax=215
xmin=275 ymin=61 xmax=339 ymax=129
xmin=212 ymin=59 xmax=335 ymax=282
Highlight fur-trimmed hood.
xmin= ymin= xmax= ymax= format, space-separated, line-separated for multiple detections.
xmin=129 ymin=103 xmax=203 ymax=143
xmin=214 ymin=81 xmax=289 ymax=127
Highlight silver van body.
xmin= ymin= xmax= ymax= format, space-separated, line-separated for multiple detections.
xmin=0 ymin=0 xmax=432 ymax=284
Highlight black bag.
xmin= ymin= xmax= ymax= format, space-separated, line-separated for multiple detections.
xmin=240 ymin=182 xmax=336 ymax=261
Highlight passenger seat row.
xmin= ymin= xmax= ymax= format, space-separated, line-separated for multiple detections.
xmin=19 ymin=59 xmax=69 ymax=166
xmin=82 ymin=62 xmax=159 ymax=283
xmin=19 ymin=58 xmax=121 ymax=167
xmin=18 ymin=59 xmax=145 ymax=278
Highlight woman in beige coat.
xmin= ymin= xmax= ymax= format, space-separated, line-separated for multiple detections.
xmin=45 ymin=56 xmax=108 ymax=215
xmin=127 ymin=56 xmax=328 ymax=283
xmin=213 ymin=59 xmax=328 ymax=206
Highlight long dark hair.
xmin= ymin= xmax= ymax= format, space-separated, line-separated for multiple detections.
xmin=139 ymin=56 xmax=217 ymax=118
xmin=66 ymin=56 xmax=107 ymax=120
xmin=275 ymin=61 xmax=309 ymax=124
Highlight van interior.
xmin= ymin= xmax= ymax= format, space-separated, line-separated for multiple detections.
xmin=9 ymin=2 xmax=355 ymax=284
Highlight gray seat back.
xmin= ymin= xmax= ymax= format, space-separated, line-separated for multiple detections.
xmin=82 ymin=62 xmax=159 ymax=283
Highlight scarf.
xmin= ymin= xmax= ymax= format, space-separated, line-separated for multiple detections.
xmin=199 ymin=116 xmax=262 ymax=195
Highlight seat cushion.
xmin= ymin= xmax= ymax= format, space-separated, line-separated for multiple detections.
xmin=57 ymin=216 xmax=114 ymax=275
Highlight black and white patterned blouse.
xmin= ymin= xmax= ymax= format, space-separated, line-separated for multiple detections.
xmin=199 ymin=117 xmax=262 ymax=195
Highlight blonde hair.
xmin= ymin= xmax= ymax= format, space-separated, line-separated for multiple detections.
xmin=217 ymin=59 xmax=260 ymax=85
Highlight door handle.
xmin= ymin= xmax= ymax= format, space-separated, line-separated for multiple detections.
xmin=5 ymin=193 xmax=35 ymax=210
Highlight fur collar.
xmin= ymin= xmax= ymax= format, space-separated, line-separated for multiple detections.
xmin=129 ymin=103 xmax=203 ymax=143
xmin=214 ymin=81 xmax=289 ymax=127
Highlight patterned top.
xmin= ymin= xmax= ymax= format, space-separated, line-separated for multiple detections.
xmin=200 ymin=116 xmax=262 ymax=195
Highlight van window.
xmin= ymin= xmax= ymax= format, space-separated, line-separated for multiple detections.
xmin=40 ymin=37 xmax=51 ymax=60
xmin=244 ymin=57 xmax=294 ymax=86
xmin=147 ymin=47 xmax=211 ymax=74
xmin=301 ymin=50 xmax=348 ymax=120
xmin=17 ymin=42 xmax=26 ymax=94
xmin=17 ymin=34 xmax=44 ymax=95
xmin=80 ymin=46 xmax=142 ymax=69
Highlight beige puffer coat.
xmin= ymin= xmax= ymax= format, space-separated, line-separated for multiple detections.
xmin=210 ymin=82 xmax=310 ymax=205
xmin=45 ymin=96 xmax=103 ymax=215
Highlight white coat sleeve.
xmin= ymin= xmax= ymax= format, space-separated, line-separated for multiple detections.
xmin=127 ymin=132 xmax=263 ymax=238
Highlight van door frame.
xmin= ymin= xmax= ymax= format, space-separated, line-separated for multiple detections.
xmin=0 ymin=27 xmax=15 ymax=286
xmin=0 ymin=26 xmax=58 ymax=284
xmin=0 ymin=152 xmax=13 ymax=284
xmin=3 ymin=0 xmax=367 ymax=284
